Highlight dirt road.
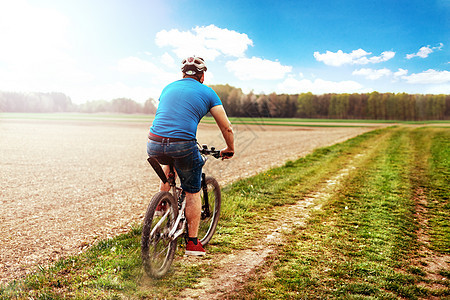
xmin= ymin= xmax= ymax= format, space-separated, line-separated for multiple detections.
xmin=0 ymin=118 xmax=379 ymax=284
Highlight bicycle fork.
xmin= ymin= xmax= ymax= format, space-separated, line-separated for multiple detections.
xmin=149 ymin=191 xmax=187 ymax=242
xmin=201 ymin=173 xmax=211 ymax=219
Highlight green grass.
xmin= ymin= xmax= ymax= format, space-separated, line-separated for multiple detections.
xmin=1 ymin=227 xmax=143 ymax=299
xmin=425 ymin=129 xmax=450 ymax=253
xmin=202 ymin=116 xmax=449 ymax=127
xmin=215 ymin=129 xmax=389 ymax=245
xmin=233 ymin=127 xmax=449 ymax=299
xmin=1 ymin=127 xmax=448 ymax=299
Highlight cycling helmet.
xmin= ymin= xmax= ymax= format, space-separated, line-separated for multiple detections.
xmin=181 ymin=56 xmax=207 ymax=75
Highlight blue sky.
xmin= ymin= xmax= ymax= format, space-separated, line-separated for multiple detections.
xmin=0 ymin=0 xmax=449 ymax=103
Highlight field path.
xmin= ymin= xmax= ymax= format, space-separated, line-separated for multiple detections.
xmin=178 ymin=181 xmax=326 ymax=299
xmin=177 ymin=137 xmax=376 ymax=299
xmin=0 ymin=118 xmax=380 ymax=284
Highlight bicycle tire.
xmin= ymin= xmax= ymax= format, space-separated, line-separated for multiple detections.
xmin=141 ymin=191 xmax=178 ymax=278
xmin=198 ymin=176 xmax=221 ymax=246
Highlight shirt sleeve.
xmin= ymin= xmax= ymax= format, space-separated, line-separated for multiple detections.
xmin=209 ymin=88 xmax=222 ymax=109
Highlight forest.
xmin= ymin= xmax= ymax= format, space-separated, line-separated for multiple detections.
xmin=213 ymin=84 xmax=450 ymax=121
xmin=1 ymin=86 xmax=449 ymax=121
xmin=0 ymin=91 xmax=157 ymax=115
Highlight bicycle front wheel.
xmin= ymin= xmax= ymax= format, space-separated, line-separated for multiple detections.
xmin=198 ymin=176 xmax=221 ymax=246
xmin=141 ymin=191 xmax=178 ymax=278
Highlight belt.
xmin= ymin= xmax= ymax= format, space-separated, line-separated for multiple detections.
xmin=148 ymin=132 xmax=192 ymax=142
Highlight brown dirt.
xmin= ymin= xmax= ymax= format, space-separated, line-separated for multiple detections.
xmin=413 ymin=187 xmax=450 ymax=286
xmin=0 ymin=118 xmax=379 ymax=284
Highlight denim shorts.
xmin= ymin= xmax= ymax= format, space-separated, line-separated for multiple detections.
xmin=147 ymin=140 xmax=205 ymax=193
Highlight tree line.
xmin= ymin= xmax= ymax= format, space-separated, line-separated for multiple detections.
xmin=211 ymin=85 xmax=450 ymax=121
xmin=1 ymin=87 xmax=449 ymax=121
xmin=296 ymin=91 xmax=449 ymax=120
xmin=0 ymin=91 xmax=157 ymax=114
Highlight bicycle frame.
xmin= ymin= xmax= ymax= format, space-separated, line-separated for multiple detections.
xmin=167 ymin=195 xmax=186 ymax=240
xmin=147 ymin=156 xmax=211 ymax=242
xmin=142 ymin=144 xmax=224 ymax=277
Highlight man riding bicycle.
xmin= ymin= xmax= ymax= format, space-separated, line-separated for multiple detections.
xmin=147 ymin=56 xmax=234 ymax=256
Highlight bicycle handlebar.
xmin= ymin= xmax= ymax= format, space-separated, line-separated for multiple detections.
xmin=199 ymin=144 xmax=234 ymax=159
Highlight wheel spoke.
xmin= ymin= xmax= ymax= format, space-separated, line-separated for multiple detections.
xmin=151 ymin=241 xmax=170 ymax=262
xmin=141 ymin=192 xmax=179 ymax=278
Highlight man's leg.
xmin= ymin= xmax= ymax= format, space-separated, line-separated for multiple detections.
xmin=159 ymin=165 xmax=172 ymax=192
xmin=160 ymin=164 xmax=202 ymax=236
xmin=184 ymin=190 xmax=206 ymax=255
xmin=154 ymin=165 xmax=172 ymax=216
xmin=185 ymin=191 xmax=201 ymax=237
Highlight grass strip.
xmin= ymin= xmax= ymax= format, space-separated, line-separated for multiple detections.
xmin=425 ymin=129 xmax=450 ymax=253
xmin=201 ymin=120 xmax=371 ymax=127
xmin=235 ymin=127 xmax=449 ymax=299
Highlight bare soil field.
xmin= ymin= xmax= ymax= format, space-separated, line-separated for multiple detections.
xmin=0 ymin=118 xmax=381 ymax=284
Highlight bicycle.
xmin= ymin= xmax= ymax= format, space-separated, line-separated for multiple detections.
xmin=141 ymin=144 xmax=229 ymax=278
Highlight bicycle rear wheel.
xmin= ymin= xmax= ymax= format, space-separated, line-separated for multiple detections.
xmin=198 ymin=176 xmax=221 ymax=246
xmin=141 ymin=191 xmax=178 ymax=278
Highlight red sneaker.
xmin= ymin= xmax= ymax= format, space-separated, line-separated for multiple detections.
xmin=185 ymin=240 xmax=206 ymax=256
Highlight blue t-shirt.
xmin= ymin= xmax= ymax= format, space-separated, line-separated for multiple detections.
xmin=150 ymin=78 xmax=222 ymax=140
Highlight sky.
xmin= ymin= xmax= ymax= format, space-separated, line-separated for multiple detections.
xmin=0 ymin=0 xmax=449 ymax=104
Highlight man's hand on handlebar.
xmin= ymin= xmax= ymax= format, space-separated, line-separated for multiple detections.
xmin=220 ymin=147 xmax=234 ymax=160
xmin=200 ymin=144 xmax=233 ymax=159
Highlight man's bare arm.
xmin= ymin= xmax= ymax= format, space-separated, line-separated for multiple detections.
xmin=210 ymin=105 xmax=234 ymax=156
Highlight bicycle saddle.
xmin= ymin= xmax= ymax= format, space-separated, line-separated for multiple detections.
xmin=151 ymin=155 xmax=174 ymax=166
xmin=147 ymin=155 xmax=174 ymax=184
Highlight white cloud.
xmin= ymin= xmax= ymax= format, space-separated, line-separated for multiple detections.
xmin=313 ymin=49 xmax=368 ymax=67
xmin=402 ymin=69 xmax=450 ymax=84
xmin=406 ymin=46 xmax=432 ymax=59
xmin=353 ymin=68 xmax=412 ymax=82
xmin=277 ymin=77 xmax=365 ymax=94
xmin=391 ymin=68 xmax=408 ymax=82
xmin=394 ymin=68 xmax=408 ymax=77
xmin=226 ymin=57 xmax=292 ymax=80
xmin=365 ymin=51 xmax=396 ymax=64
xmin=155 ymin=25 xmax=253 ymax=61
xmin=314 ymin=49 xmax=395 ymax=66
xmin=195 ymin=25 xmax=252 ymax=57
xmin=352 ymin=68 xmax=392 ymax=80
xmin=406 ymin=43 xmax=444 ymax=59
